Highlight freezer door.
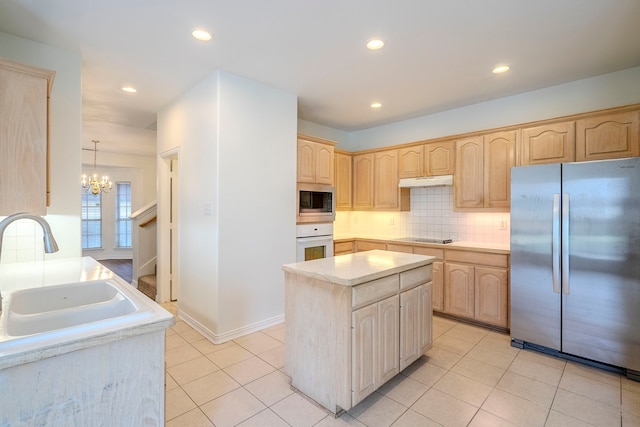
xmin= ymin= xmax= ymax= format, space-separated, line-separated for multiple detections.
xmin=510 ymin=164 xmax=561 ymax=350
xmin=562 ymin=157 xmax=640 ymax=371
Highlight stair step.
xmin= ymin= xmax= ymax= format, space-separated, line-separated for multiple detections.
xmin=137 ymin=274 xmax=157 ymax=300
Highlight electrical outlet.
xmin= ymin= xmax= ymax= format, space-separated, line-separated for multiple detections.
xmin=499 ymin=219 xmax=507 ymax=230
xmin=389 ymin=216 xmax=395 ymax=225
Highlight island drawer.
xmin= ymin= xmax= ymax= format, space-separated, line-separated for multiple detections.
xmin=352 ymin=274 xmax=399 ymax=309
xmin=400 ymin=265 xmax=432 ymax=290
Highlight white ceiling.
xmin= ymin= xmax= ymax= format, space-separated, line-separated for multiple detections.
xmin=1 ymin=0 xmax=639 ymax=156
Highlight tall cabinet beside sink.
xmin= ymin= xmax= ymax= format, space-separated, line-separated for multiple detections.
xmin=0 ymin=57 xmax=55 ymax=215
xmin=283 ymin=250 xmax=434 ymax=414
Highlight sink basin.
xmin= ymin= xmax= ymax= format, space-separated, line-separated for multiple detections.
xmin=6 ymin=280 xmax=137 ymax=337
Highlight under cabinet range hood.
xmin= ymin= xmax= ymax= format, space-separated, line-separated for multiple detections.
xmin=398 ymin=175 xmax=453 ymax=188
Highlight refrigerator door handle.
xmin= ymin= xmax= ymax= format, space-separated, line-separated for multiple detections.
xmin=562 ymin=193 xmax=570 ymax=295
xmin=552 ymin=193 xmax=561 ymax=293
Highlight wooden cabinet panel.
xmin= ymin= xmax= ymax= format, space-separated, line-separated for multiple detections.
xmin=297 ymin=137 xmax=335 ymax=184
xmin=0 ymin=58 xmax=54 ymax=215
xmin=352 ymin=295 xmax=399 ymax=405
xmin=431 ymin=261 xmax=444 ymax=312
xmin=386 ymin=243 xmax=413 ymax=254
xmin=316 ymin=143 xmax=334 ymax=184
xmin=520 ymin=122 xmax=575 ymax=165
xmin=420 ymin=283 xmax=433 ymax=355
xmin=474 ymin=266 xmax=508 ymax=328
xmin=400 ymin=286 xmax=421 ymax=370
xmin=352 ymin=303 xmax=377 ymax=405
xmin=355 ymin=240 xmax=386 ymax=252
xmin=425 ymin=141 xmax=454 ymax=176
xmin=353 ymin=154 xmax=374 ymax=209
xmin=576 ymin=111 xmax=639 ymax=161
xmin=378 ymin=296 xmax=400 ymax=385
xmin=454 ymin=137 xmax=484 ymax=209
xmin=444 ymin=262 xmax=475 ymax=318
xmin=374 ymin=150 xmax=399 ymax=209
xmin=445 ymin=250 xmax=508 ymax=268
xmin=296 ymin=139 xmax=316 ymax=183
xmin=484 ymin=131 xmax=515 ymax=209
xmin=334 ymin=240 xmax=355 ymax=255
xmin=398 ymin=146 xmax=423 ymax=178
xmin=413 ymin=247 xmax=444 ymax=259
xmin=335 ymin=152 xmax=352 ymax=209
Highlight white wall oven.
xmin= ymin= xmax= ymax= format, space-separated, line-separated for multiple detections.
xmin=297 ymin=183 xmax=335 ymax=223
xmin=296 ymin=223 xmax=333 ymax=262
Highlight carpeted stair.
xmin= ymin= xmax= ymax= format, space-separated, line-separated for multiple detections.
xmin=137 ymin=273 xmax=157 ymax=300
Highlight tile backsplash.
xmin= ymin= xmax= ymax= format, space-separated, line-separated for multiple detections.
xmin=0 ymin=219 xmax=44 ymax=264
xmin=334 ymin=186 xmax=510 ymax=245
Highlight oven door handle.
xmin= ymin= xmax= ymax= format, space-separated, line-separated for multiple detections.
xmin=297 ymin=235 xmax=332 ymax=242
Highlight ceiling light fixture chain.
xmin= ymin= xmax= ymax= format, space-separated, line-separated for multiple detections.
xmin=81 ymin=140 xmax=112 ymax=196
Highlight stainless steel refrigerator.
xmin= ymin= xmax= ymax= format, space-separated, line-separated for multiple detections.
xmin=510 ymin=157 xmax=640 ymax=379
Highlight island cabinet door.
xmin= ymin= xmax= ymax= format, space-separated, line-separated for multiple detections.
xmin=351 ymin=295 xmax=399 ymax=406
xmin=400 ymin=283 xmax=433 ymax=371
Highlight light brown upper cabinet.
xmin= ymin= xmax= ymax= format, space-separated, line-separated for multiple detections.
xmin=575 ymin=111 xmax=639 ymax=161
xmin=353 ymin=153 xmax=374 ymax=209
xmin=398 ymin=146 xmax=423 ymax=178
xmin=335 ymin=151 xmax=352 ymax=210
xmin=296 ymin=135 xmax=335 ymax=185
xmin=424 ymin=141 xmax=454 ymax=176
xmin=0 ymin=57 xmax=55 ymax=216
xmin=354 ymin=150 xmax=409 ymax=211
xmin=374 ymin=150 xmax=401 ymax=209
xmin=520 ymin=121 xmax=576 ymax=165
xmin=398 ymin=141 xmax=454 ymax=178
xmin=455 ymin=131 xmax=515 ymax=211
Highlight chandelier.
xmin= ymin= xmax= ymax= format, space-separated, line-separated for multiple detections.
xmin=82 ymin=140 xmax=112 ymax=196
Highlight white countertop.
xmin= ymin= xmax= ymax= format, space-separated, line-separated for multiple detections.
xmin=282 ymin=249 xmax=435 ymax=286
xmin=0 ymin=257 xmax=174 ymax=370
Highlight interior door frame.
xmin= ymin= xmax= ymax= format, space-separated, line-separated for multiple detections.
xmin=158 ymin=147 xmax=180 ymax=303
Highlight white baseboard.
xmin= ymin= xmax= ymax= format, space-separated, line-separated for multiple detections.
xmin=177 ymin=311 xmax=285 ymax=345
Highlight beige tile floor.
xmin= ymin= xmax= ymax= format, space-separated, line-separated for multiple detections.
xmin=161 ymin=302 xmax=640 ymax=427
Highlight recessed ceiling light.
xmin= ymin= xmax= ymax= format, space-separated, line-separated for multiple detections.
xmin=492 ymin=65 xmax=510 ymax=74
xmin=121 ymin=86 xmax=137 ymax=93
xmin=370 ymin=102 xmax=382 ymax=108
xmin=366 ymin=39 xmax=384 ymax=50
xmin=192 ymin=29 xmax=212 ymax=41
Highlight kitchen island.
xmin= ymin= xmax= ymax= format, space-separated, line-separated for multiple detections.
xmin=0 ymin=257 xmax=174 ymax=426
xmin=283 ymin=250 xmax=435 ymax=415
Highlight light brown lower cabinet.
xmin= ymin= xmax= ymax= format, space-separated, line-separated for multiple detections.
xmin=443 ymin=258 xmax=509 ymax=328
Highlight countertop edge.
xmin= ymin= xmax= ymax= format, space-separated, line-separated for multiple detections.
xmin=334 ymin=236 xmax=510 ymax=254
xmin=283 ymin=251 xmax=435 ymax=286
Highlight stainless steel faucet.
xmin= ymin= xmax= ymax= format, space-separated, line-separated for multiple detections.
xmin=0 ymin=212 xmax=59 ymax=255
xmin=0 ymin=213 xmax=59 ymax=314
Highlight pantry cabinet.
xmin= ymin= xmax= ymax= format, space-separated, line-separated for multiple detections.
xmin=334 ymin=151 xmax=352 ymax=209
xmin=575 ymin=111 xmax=639 ymax=161
xmin=296 ymin=136 xmax=335 ymax=185
xmin=0 ymin=57 xmax=55 ymax=215
xmin=454 ymin=131 xmax=515 ymax=211
xmin=520 ymin=121 xmax=576 ymax=165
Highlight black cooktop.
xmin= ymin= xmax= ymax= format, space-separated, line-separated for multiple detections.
xmin=393 ymin=237 xmax=453 ymax=244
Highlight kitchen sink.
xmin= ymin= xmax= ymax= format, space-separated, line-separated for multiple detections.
xmin=5 ymin=280 xmax=137 ymax=337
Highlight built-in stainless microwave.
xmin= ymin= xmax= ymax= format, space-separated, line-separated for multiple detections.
xmin=296 ymin=183 xmax=336 ymax=223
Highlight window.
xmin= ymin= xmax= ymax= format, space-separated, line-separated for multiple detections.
xmin=81 ymin=192 xmax=102 ymax=249
xmin=116 ymin=182 xmax=132 ymax=248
